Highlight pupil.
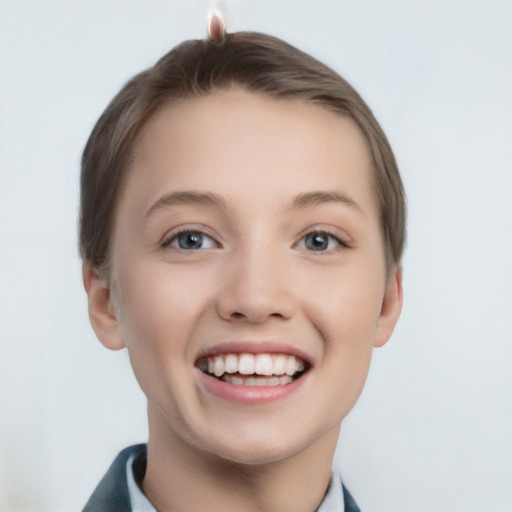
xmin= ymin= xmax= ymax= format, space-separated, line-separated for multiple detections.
xmin=307 ymin=233 xmax=328 ymax=251
xmin=179 ymin=232 xmax=203 ymax=249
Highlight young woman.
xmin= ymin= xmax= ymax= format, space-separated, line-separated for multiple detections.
xmin=80 ymin=22 xmax=405 ymax=512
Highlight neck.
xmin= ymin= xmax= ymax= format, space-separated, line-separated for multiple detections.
xmin=142 ymin=403 xmax=339 ymax=512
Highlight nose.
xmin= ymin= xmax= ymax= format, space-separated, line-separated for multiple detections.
xmin=215 ymin=246 xmax=294 ymax=324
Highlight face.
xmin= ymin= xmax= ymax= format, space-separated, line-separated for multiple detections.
xmin=86 ymin=88 xmax=402 ymax=465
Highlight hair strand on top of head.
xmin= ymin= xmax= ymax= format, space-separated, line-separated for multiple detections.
xmin=208 ymin=10 xmax=227 ymax=47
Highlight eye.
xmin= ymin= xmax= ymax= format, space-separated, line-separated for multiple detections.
xmin=162 ymin=230 xmax=218 ymax=250
xmin=298 ymin=230 xmax=347 ymax=252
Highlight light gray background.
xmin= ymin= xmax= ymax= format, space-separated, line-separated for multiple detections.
xmin=1 ymin=1 xmax=511 ymax=511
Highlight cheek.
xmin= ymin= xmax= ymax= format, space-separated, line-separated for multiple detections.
xmin=112 ymin=261 xmax=208 ymax=392
xmin=305 ymin=261 xmax=384 ymax=398
xmin=307 ymin=262 xmax=385 ymax=340
xmin=310 ymin=284 xmax=379 ymax=422
xmin=117 ymin=258 xmax=208 ymax=334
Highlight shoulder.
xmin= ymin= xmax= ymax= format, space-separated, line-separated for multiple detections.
xmin=82 ymin=444 xmax=147 ymax=512
xmin=342 ymin=483 xmax=362 ymax=512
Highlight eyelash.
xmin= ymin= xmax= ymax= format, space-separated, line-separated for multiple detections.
xmin=160 ymin=229 xmax=220 ymax=251
xmin=294 ymin=230 xmax=350 ymax=252
xmin=160 ymin=228 xmax=350 ymax=252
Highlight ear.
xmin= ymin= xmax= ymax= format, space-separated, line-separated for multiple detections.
xmin=83 ymin=264 xmax=125 ymax=351
xmin=374 ymin=266 xmax=403 ymax=348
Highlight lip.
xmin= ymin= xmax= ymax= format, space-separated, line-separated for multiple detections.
xmin=196 ymin=367 xmax=308 ymax=404
xmin=194 ymin=340 xmax=312 ymax=404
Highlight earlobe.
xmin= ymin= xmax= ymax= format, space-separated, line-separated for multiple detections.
xmin=374 ymin=266 xmax=403 ymax=348
xmin=83 ymin=264 xmax=126 ymax=351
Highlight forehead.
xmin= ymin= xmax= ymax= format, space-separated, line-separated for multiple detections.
xmin=124 ymin=88 xmax=377 ymax=219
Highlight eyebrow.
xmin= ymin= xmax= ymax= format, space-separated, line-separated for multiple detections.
xmin=145 ymin=191 xmax=227 ymax=219
xmin=145 ymin=189 xmax=363 ymax=220
xmin=291 ymin=191 xmax=364 ymax=214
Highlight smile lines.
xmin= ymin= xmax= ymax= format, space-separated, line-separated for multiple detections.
xmin=197 ymin=353 xmax=307 ymax=386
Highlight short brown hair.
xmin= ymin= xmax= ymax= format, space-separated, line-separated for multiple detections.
xmin=80 ymin=32 xmax=406 ymax=276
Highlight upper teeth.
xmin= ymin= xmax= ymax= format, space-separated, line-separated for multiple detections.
xmin=199 ymin=353 xmax=305 ymax=377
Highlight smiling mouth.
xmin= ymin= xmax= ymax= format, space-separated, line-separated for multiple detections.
xmin=196 ymin=353 xmax=308 ymax=386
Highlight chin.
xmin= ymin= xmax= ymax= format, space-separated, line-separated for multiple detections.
xmin=212 ymin=443 xmax=302 ymax=467
xmin=198 ymin=425 xmax=330 ymax=468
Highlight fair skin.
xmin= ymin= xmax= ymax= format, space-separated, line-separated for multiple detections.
xmin=84 ymin=88 xmax=403 ymax=512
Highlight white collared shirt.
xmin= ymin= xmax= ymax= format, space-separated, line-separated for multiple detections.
xmin=126 ymin=452 xmax=345 ymax=512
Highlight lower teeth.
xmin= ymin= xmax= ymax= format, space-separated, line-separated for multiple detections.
xmin=221 ymin=374 xmax=294 ymax=386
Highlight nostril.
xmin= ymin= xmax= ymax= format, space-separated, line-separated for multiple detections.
xmin=216 ymin=279 xmax=295 ymax=323
xmin=226 ymin=309 xmax=289 ymax=324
